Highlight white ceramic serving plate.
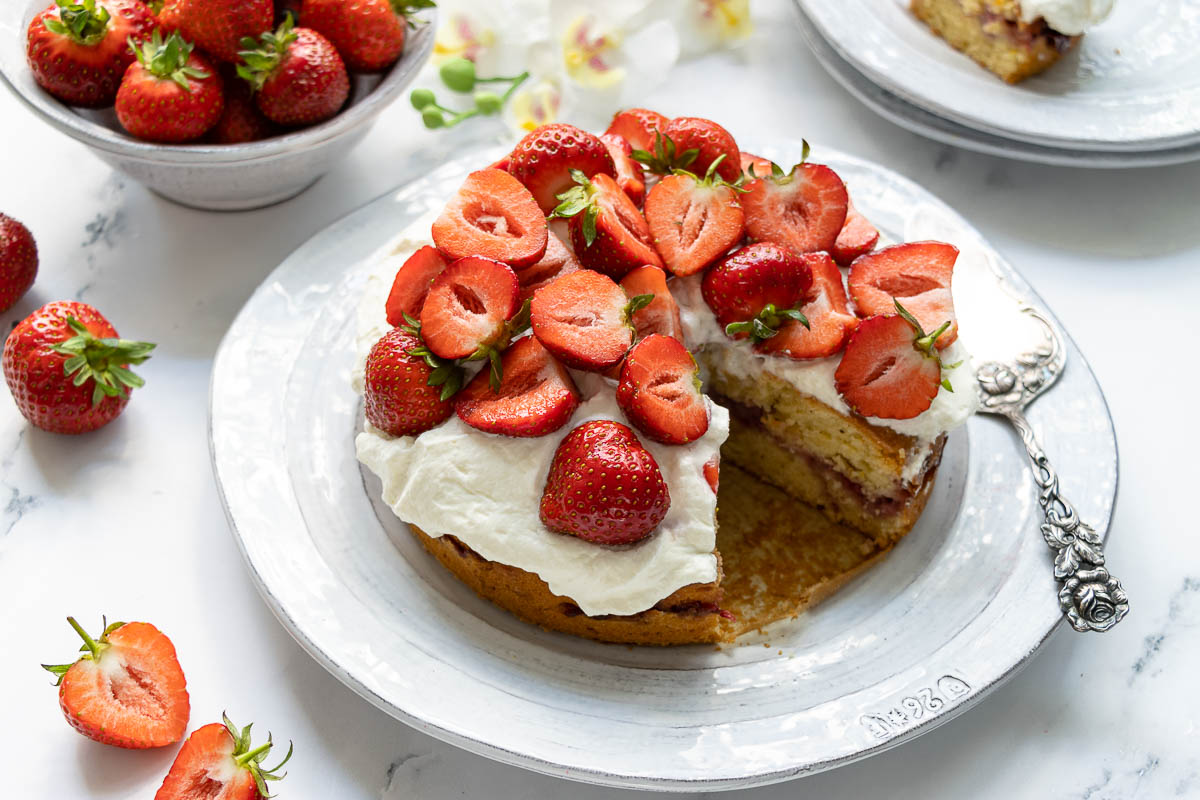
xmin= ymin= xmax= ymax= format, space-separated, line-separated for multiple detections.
xmin=797 ymin=0 xmax=1200 ymax=152
xmin=792 ymin=4 xmax=1200 ymax=168
xmin=209 ymin=144 xmax=1118 ymax=791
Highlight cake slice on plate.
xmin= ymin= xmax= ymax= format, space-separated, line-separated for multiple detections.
xmin=910 ymin=0 xmax=1115 ymax=83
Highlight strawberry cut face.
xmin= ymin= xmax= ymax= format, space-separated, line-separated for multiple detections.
xmin=529 ymin=269 xmax=634 ymax=371
xmin=432 ymin=168 xmax=549 ymax=269
xmin=848 ymin=241 xmax=959 ymax=349
xmin=644 ymin=172 xmax=745 ymax=277
xmin=600 ymin=132 xmax=646 ymax=206
xmin=385 ymin=245 xmax=447 ymax=326
xmin=832 ymin=199 xmax=879 ymax=266
xmin=455 ymin=336 xmax=580 ymax=438
xmin=757 ymin=252 xmax=859 ymax=360
xmin=742 ymin=162 xmax=849 ymax=255
xmin=515 ymin=230 xmax=580 ymax=303
xmin=620 ymin=265 xmax=684 ymax=342
xmin=834 ymin=312 xmax=949 ymax=419
xmin=617 ymin=334 xmax=709 ymax=445
xmin=420 ymin=257 xmax=521 ymax=360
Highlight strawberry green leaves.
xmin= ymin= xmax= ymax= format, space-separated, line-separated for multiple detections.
xmin=50 ymin=316 xmax=155 ymax=407
xmin=631 ymin=131 xmax=699 ymax=176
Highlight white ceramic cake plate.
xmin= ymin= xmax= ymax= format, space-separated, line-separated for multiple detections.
xmin=209 ymin=144 xmax=1119 ymax=791
xmin=791 ymin=4 xmax=1200 ymax=169
xmin=795 ymin=0 xmax=1200 ymax=154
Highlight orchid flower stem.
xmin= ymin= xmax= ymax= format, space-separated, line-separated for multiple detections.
xmin=500 ymin=71 xmax=529 ymax=103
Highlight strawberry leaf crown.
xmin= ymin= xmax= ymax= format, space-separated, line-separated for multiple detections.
xmin=725 ymin=304 xmax=810 ymax=343
xmin=744 ymin=139 xmax=812 ymax=183
xmin=131 ymin=30 xmax=210 ymax=91
xmin=550 ymin=169 xmax=602 ymax=247
xmin=43 ymin=0 xmax=111 ymax=47
xmin=894 ymin=299 xmax=960 ymax=392
xmin=222 ymin=713 xmax=293 ymax=798
xmin=41 ymin=615 xmax=126 ymax=686
xmin=671 ymin=154 xmax=747 ymax=192
xmin=391 ymin=0 xmax=436 ymax=28
xmin=630 ymin=131 xmax=700 ymax=176
xmin=400 ymin=313 xmax=465 ymax=400
xmin=237 ymin=13 xmax=299 ymax=91
xmin=49 ymin=317 xmax=155 ymax=408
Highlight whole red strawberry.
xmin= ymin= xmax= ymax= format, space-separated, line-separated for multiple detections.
xmin=301 ymin=0 xmax=429 ymax=72
xmin=42 ymin=616 xmax=189 ymax=748
xmin=207 ymin=64 xmax=278 ymax=143
xmin=3 ymin=301 xmax=154 ymax=434
xmin=653 ymin=117 xmax=741 ymax=183
xmin=25 ymin=0 xmax=154 ymax=107
xmin=115 ymin=31 xmax=224 ymax=143
xmin=363 ymin=325 xmax=457 ymax=436
xmin=540 ymin=420 xmax=670 ymax=545
xmin=0 ymin=214 xmax=38 ymax=313
xmin=702 ymin=243 xmax=814 ymax=342
xmin=507 ymin=123 xmax=616 ymax=214
xmin=238 ymin=15 xmax=350 ymax=126
xmin=155 ymin=714 xmax=291 ymax=800
xmin=168 ymin=0 xmax=274 ymax=63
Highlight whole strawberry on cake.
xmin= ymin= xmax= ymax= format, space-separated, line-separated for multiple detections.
xmin=353 ymin=112 xmax=978 ymax=645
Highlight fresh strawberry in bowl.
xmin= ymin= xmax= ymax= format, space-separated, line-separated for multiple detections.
xmin=237 ymin=14 xmax=350 ymax=127
xmin=301 ymin=0 xmax=429 ymax=72
xmin=42 ymin=616 xmax=189 ymax=748
xmin=165 ymin=0 xmax=273 ymax=63
xmin=3 ymin=300 xmax=154 ymax=434
xmin=115 ymin=31 xmax=225 ymax=143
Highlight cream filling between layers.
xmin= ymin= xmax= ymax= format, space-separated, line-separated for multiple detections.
xmin=353 ymin=222 xmax=727 ymax=618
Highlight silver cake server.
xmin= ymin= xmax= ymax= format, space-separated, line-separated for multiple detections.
xmin=972 ymin=306 xmax=1129 ymax=632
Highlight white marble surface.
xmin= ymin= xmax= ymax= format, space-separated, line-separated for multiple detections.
xmin=2 ymin=1 xmax=1198 ymax=797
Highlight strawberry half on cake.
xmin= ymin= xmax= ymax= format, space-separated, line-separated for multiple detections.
xmin=352 ymin=117 xmax=978 ymax=645
xmin=911 ymin=0 xmax=1115 ymax=83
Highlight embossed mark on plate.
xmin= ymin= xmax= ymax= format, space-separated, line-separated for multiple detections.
xmin=859 ymin=674 xmax=971 ymax=741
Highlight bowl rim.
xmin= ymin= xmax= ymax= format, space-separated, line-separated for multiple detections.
xmin=0 ymin=0 xmax=437 ymax=165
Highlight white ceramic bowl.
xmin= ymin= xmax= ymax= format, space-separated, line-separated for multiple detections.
xmin=0 ymin=1 xmax=436 ymax=210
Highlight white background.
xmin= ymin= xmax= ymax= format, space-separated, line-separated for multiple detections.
xmin=1 ymin=1 xmax=1197 ymax=797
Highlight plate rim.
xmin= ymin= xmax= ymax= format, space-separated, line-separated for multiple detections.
xmin=208 ymin=144 xmax=1120 ymax=791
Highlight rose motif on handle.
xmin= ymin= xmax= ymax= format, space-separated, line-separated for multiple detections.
xmin=1058 ymin=567 xmax=1128 ymax=633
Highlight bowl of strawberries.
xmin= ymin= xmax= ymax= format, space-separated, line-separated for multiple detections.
xmin=0 ymin=0 xmax=435 ymax=210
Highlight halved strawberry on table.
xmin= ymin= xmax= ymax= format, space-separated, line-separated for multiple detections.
xmin=757 ymin=252 xmax=859 ymax=360
xmin=834 ymin=303 xmax=958 ymax=419
xmin=701 ymin=242 xmax=814 ymax=344
xmin=419 ymin=256 xmax=522 ymax=371
xmin=455 ymin=335 xmax=580 ymax=437
xmin=25 ymin=0 xmax=155 ymax=107
xmin=530 ymin=269 xmax=648 ymax=371
xmin=41 ymin=616 xmax=189 ymax=749
xmin=831 ymin=199 xmax=879 ymax=266
xmin=385 ymin=245 xmax=446 ymax=325
xmin=848 ymin=241 xmax=958 ymax=348
xmin=620 ymin=265 xmax=683 ymax=342
xmin=540 ymin=419 xmax=670 ymax=545
xmin=115 ymin=31 xmax=224 ymax=143
xmin=515 ymin=230 xmax=580 ymax=303
xmin=635 ymin=117 xmax=741 ymax=184
xmin=600 ymin=133 xmax=647 ymax=207
xmin=363 ymin=326 xmax=456 ymax=436
xmin=604 ymin=107 xmax=669 ymax=152
xmin=617 ymin=334 xmax=709 ymax=445
xmin=508 ymin=123 xmax=616 ymax=214
xmin=237 ymin=14 xmax=350 ymax=127
xmin=155 ymin=714 xmax=291 ymax=800
xmin=742 ymin=156 xmax=849 ymax=255
xmin=550 ymin=171 xmax=663 ymax=280
xmin=432 ymin=168 xmax=548 ymax=268
xmin=169 ymin=0 xmax=273 ymax=63
xmin=643 ymin=158 xmax=745 ymax=277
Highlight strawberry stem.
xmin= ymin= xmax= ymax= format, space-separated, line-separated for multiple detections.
xmin=50 ymin=317 xmax=155 ymax=408
xmin=67 ymin=615 xmax=101 ymax=658
xmin=43 ymin=0 xmax=111 ymax=46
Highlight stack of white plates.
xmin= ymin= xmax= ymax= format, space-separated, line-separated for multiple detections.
xmin=793 ymin=0 xmax=1200 ymax=168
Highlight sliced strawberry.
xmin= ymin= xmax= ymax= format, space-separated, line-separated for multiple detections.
xmin=43 ymin=617 xmax=189 ymax=749
xmin=364 ymin=327 xmax=457 ymax=436
xmin=657 ymin=117 xmax=741 ymax=183
xmin=831 ymin=199 xmax=879 ymax=266
xmin=703 ymin=455 xmax=719 ymax=494
xmin=515 ymin=231 xmax=580 ymax=302
xmin=552 ymin=172 xmax=663 ymax=280
xmin=155 ymin=715 xmax=291 ymax=800
xmin=617 ymin=334 xmax=709 ymax=445
xmin=455 ymin=336 xmax=580 ymax=437
xmin=834 ymin=307 xmax=955 ymax=419
xmin=701 ymin=242 xmax=814 ymax=342
xmin=742 ymin=162 xmax=848 ymax=254
xmin=757 ymin=252 xmax=859 ymax=360
xmin=432 ymin=168 xmax=548 ymax=268
xmin=740 ymin=151 xmax=774 ymax=180
xmin=604 ymin=107 xmax=668 ymax=152
xmin=507 ymin=123 xmax=616 ymax=214
xmin=848 ymin=241 xmax=958 ymax=348
xmin=600 ymin=132 xmax=646 ymax=206
xmin=540 ymin=419 xmax=670 ymax=545
xmin=385 ymin=245 xmax=446 ymax=325
xmin=420 ymin=256 xmax=521 ymax=360
xmin=644 ymin=167 xmax=745 ymax=276
xmin=620 ymin=265 xmax=683 ymax=342
xmin=530 ymin=269 xmax=636 ymax=371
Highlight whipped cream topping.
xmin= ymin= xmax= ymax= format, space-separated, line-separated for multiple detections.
xmin=1018 ymin=0 xmax=1114 ymax=35
xmin=353 ymin=224 xmax=727 ymax=617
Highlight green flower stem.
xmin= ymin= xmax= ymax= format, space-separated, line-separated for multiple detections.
xmin=499 ymin=71 xmax=529 ymax=102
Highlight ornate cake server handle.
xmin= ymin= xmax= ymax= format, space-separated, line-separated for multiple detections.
xmin=976 ymin=309 xmax=1128 ymax=633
